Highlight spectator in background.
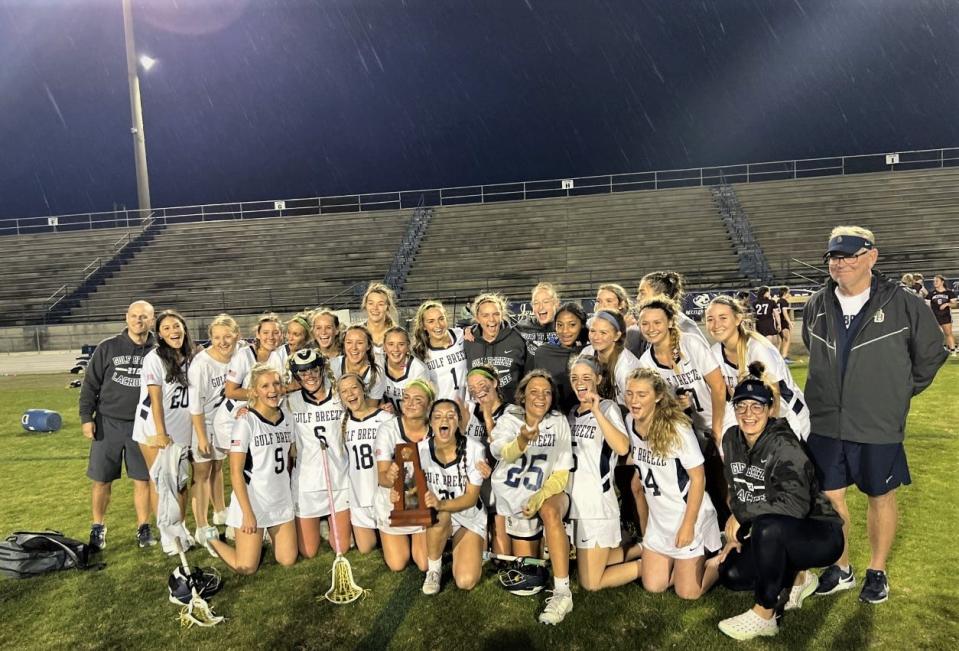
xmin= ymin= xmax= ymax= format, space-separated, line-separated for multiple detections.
xmin=928 ymin=274 xmax=957 ymax=356
xmin=912 ymin=273 xmax=928 ymax=298
xmin=802 ymin=226 xmax=947 ymax=604
xmin=79 ymin=300 xmax=157 ymax=551
xmin=751 ymin=286 xmax=780 ymax=345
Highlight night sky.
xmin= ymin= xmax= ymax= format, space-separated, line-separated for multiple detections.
xmin=1 ymin=0 xmax=957 ymax=220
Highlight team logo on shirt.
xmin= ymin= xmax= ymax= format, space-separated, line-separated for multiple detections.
xmin=874 ymin=308 xmax=885 ymax=323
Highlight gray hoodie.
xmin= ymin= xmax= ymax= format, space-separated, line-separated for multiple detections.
xmin=79 ymin=329 xmax=157 ymax=423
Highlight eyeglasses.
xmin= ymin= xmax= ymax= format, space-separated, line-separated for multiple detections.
xmin=734 ymin=402 xmax=767 ymax=415
xmin=825 ymin=250 xmax=869 ymax=266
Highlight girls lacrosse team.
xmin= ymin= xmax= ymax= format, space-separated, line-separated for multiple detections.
xmin=119 ymin=271 xmax=843 ymax=638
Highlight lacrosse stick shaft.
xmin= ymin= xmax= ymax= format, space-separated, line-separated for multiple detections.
xmin=318 ymin=440 xmax=344 ymax=554
xmin=482 ymin=551 xmax=548 ymax=566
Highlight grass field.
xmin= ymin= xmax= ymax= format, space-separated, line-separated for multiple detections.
xmin=0 ymin=363 xmax=957 ymax=650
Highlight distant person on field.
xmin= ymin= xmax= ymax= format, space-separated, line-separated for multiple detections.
xmin=79 ymin=300 xmax=157 ymax=551
xmin=927 ymin=274 xmax=957 ymax=355
xmin=775 ymin=287 xmax=794 ymax=363
xmin=802 ymin=226 xmax=946 ymax=604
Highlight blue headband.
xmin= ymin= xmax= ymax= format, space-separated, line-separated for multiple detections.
xmin=593 ymin=310 xmax=622 ymax=332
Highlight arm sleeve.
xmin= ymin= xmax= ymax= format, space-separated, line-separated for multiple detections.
xmin=489 ymin=415 xmax=522 ymax=461
xmin=906 ymin=293 xmax=948 ymax=395
xmin=78 ymin=343 xmax=108 ymax=423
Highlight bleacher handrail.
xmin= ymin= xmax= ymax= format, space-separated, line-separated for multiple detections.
xmin=2 ymin=146 xmax=956 ymax=238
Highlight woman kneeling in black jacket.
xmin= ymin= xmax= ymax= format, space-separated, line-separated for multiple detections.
xmin=714 ymin=362 xmax=843 ymax=641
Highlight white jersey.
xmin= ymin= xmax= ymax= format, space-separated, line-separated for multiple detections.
xmin=286 ymin=387 xmax=347 ymax=493
xmin=628 ymin=414 xmax=720 ymax=558
xmin=678 ymin=312 xmax=709 ymax=346
xmin=226 ymin=345 xmax=286 ymax=388
xmin=276 ymin=344 xmax=293 ymax=383
xmin=490 ymin=408 xmax=574 ymax=517
xmin=638 ymin=333 xmax=722 ymax=434
xmin=465 ymin=402 xmax=508 ymax=446
xmin=187 ymin=349 xmax=231 ymax=430
xmin=330 ymin=356 xmax=386 ymax=400
xmin=418 ymin=436 xmax=487 ymax=533
xmin=568 ymin=399 xmax=627 ymax=520
xmin=383 ymin=357 xmax=430 ymax=414
xmin=228 ymin=407 xmax=295 ymax=526
xmin=713 ymin=339 xmax=810 ymax=440
xmin=373 ymin=417 xmax=431 ymax=525
xmin=582 ymin=345 xmax=642 ymax=406
xmin=343 ymin=408 xmax=394 ymax=509
xmin=424 ymin=327 xmax=468 ymax=402
xmin=132 ymin=350 xmax=193 ymax=447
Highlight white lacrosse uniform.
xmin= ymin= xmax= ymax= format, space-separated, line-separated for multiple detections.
xmin=373 ymin=417 xmax=430 ymax=535
xmin=424 ymin=327 xmax=468 ymax=402
xmin=225 ymin=407 xmax=295 ymax=529
xmin=418 ymin=437 xmax=488 ymax=538
xmin=568 ymin=399 xmax=627 ymax=548
xmin=465 ymin=402 xmax=509 ymax=446
xmin=582 ymin=344 xmax=641 ymax=406
xmin=343 ymin=408 xmax=394 ymax=529
xmin=286 ymin=387 xmax=348 ymax=518
xmin=638 ymin=333 xmax=722 ymax=436
xmin=628 ymin=415 xmax=721 ymax=559
xmin=678 ymin=312 xmax=709 ymax=346
xmin=187 ymin=348 xmax=231 ymax=461
xmin=132 ymin=350 xmax=193 ymax=448
xmin=383 ymin=357 xmax=430 ymax=414
xmin=490 ymin=408 xmax=573 ymax=538
xmin=276 ymin=343 xmax=293 ymax=384
xmin=713 ymin=339 xmax=811 ymax=440
xmin=330 ymin=356 xmax=387 ymax=400
xmin=225 ymin=345 xmax=286 ymax=388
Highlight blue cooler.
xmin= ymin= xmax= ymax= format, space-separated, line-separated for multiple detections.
xmin=21 ymin=409 xmax=63 ymax=433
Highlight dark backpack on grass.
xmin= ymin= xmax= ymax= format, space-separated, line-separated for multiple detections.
xmin=0 ymin=530 xmax=99 ymax=579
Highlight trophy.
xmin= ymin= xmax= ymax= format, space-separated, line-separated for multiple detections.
xmin=389 ymin=443 xmax=437 ymax=528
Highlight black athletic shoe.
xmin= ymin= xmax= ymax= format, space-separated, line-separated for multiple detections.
xmin=137 ymin=523 xmax=158 ymax=548
xmin=814 ymin=564 xmax=855 ymax=595
xmin=89 ymin=523 xmax=107 ymax=552
xmin=859 ymin=569 xmax=889 ymax=604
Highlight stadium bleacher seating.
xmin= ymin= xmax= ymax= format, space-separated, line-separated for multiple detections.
xmin=61 ymin=211 xmax=410 ymax=321
xmin=0 ymin=227 xmax=139 ymax=326
xmin=401 ymin=188 xmax=743 ymax=304
xmin=736 ymin=167 xmax=959 ymax=283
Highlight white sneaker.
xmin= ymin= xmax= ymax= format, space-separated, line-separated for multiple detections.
xmin=195 ymin=526 xmax=220 ymax=558
xmin=785 ymin=570 xmax=819 ymax=610
xmin=422 ymin=568 xmax=442 ymax=595
xmin=538 ymin=591 xmax=573 ymax=625
xmin=718 ymin=609 xmax=779 ymax=640
xmin=212 ymin=510 xmax=228 ymax=526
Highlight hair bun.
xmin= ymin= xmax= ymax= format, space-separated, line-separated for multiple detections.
xmin=747 ymin=361 xmax=766 ymax=378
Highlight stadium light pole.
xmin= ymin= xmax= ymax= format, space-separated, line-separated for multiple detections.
xmin=122 ymin=0 xmax=152 ymax=221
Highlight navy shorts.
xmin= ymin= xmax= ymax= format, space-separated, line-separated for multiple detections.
xmin=87 ymin=415 xmax=150 ymax=482
xmin=805 ymin=433 xmax=911 ymax=497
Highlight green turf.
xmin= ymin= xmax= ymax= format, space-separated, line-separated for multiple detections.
xmin=1 ymin=363 xmax=957 ymax=650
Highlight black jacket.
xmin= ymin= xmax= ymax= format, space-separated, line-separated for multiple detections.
xmin=79 ymin=329 xmax=157 ymax=423
xmin=722 ymin=418 xmax=840 ymax=534
xmin=528 ymin=342 xmax=583 ymax=413
xmin=514 ymin=316 xmax=555 ymax=357
xmin=464 ymin=324 xmax=528 ymax=404
xmin=802 ymin=270 xmax=947 ymax=444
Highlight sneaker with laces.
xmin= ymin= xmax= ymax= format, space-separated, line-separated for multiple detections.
xmin=538 ymin=591 xmax=573 ymax=625
xmin=422 ymin=568 xmax=442 ymax=595
xmin=136 ymin=523 xmax=157 ymax=548
xmin=212 ymin=510 xmax=228 ymax=526
xmin=89 ymin=524 xmax=107 ymax=552
xmin=859 ymin=569 xmax=889 ymax=604
xmin=718 ymin=609 xmax=779 ymax=640
xmin=815 ymin=564 xmax=855 ymax=595
xmin=195 ymin=526 xmax=220 ymax=558
xmin=785 ymin=570 xmax=819 ymax=610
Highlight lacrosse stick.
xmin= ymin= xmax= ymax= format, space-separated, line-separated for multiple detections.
xmin=482 ymin=551 xmax=548 ymax=567
xmin=173 ymin=538 xmax=224 ymax=628
xmin=318 ymin=439 xmax=366 ymax=604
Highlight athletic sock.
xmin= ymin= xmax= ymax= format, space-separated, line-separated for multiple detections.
xmin=428 ymin=558 xmax=441 ymax=573
xmin=554 ymin=575 xmax=571 ymax=594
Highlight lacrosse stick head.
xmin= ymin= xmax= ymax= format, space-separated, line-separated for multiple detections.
xmin=323 ymin=554 xmax=366 ymax=604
